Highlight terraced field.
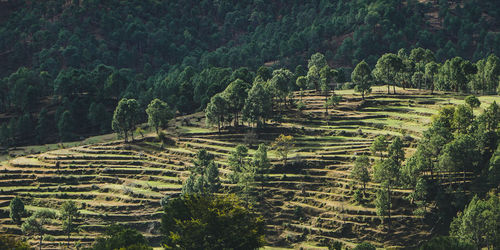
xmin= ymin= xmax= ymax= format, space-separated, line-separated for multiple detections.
xmin=0 ymin=87 xmax=498 ymax=249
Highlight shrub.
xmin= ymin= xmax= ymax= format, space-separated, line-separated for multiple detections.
xmin=353 ymin=242 xmax=376 ymax=250
xmin=353 ymin=189 xmax=363 ymax=204
xmin=297 ymin=101 xmax=306 ymax=111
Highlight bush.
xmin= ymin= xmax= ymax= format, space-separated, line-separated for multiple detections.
xmin=0 ymin=235 xmax=30 ymax=250
xmin=353 ymin=189 xmax=363 ymax=204
xmin=297 ymin=101 xmax=306 ymax=111
xmin=353 ymin=242 xmax=376 ymax=250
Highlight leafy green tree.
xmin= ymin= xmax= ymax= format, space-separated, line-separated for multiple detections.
xmin=326 ymin=94 xmax=342 ymax=114
xmin=319 ymin=66 xmax=338 ymax=114
xmin=450 ymin=195 xmax=500 ymax=249
xmin=21 ymin=209 xmax=57 ymax=250
xmin=438 ymin=134 xmax=479 ymax=188
xmin=388 ymin=137 xmax=405 ymax=164
xmin=373 ymin=158 xmax=400 ymax=228
xmin=464 ymin=95 xmax=481 ymax=112
xmin=370 ymin=135 xmax=388 ymax=158
xmin=424 ymin=62 xmax=440 ymax=93
xmin=182 ymin=149 xmax=221 ymax=195
xmin=9 ymin=197 xmax=24 ymax=225
xmin=307 ymin=65 xmax=321 ymax=91
xmin=483 ymin=101 xmax=500 ymax=132
xmin=269 ymin=69 xmax=294 ymax=108
xmin=375 ymin=183 xmax=391 ymax=228
xmin=253 ymin=143 xmax=271 ymax=192
xmin=489 ymin=144 xmax=500 ymax=188
xmin=92 ymin=224 xmax=152 ymax=250
xmin=257 ymin=66 xmax=272 ymax=81
xmin=146 ymin=98 xmax=173 ymax=135
xmin=229 ymin=145 xmax=249 ymax=183
xmin=242 ymin=82 xmax=272 ymax=127
xmin=223 ymin=79 xmax=251 ymax=126
xmin=58 ymin=110 xmax=74 ymax=141
xmin=373 ymin=53 xmax=403 ymax=94
xmin=438 ymin=57 xmax=476 ymax=92
xmin=351 ymin=155 xmax=371 ymax=194
xmin=36 ymin=108 xmax=50 ymax=143
xmin=60 ymin=200 xmax=80 ymax=248
xmin=351 ymin=60 xmax=373 ymax=100
xmin=296 ymin=76 xmax=308 ymax=100
xmin=308 ymin=53 xmax=327 ymax=71
xmin=111 ymin=98 xmax=140 ymax=142
xmin=484 ymin=54 xmax=500 ymax=93
xmin=272 ymin=134 xmax=294 ymax=166
xmin=161 ymin=194 xmax=265 ymax=250
xmin=453 ymin=105 xmax=474 ymax=134
xmin=205 ymin=93 xmax=229 ymax=132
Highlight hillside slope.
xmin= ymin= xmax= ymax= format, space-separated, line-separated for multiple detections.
xmin=1 ymin=88 xmax=497 ymax=249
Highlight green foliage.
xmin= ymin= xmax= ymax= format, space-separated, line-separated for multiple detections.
xmin=370 ymin=135 xmax=388 ymax=158
xmin=272 ymin=134 xmax=294 ymax=166
xmin=112 ymin=98 xmax=140 ymax=142
xmin=388 ymin=137 xmax=405 ymax=164
xmin=464 ymin=95 xmax=481 ymax=110
xmin=60 ymin=200 xmax=80 ymax=247
xmin=161 ymin=194 xmax=265 ymax=250
xmin=375 ymin=184 xmax=391 ymax=226
xmin=419 ymin=236 xmax=474 ymax=250
xmin=182 ymin=149 xmax=221 ymax=195
xmin=373 ymin=53 xmax=403 ymax=94
xmin=229 ymin=145 xmax=249 ymax=183
xmin=92 ymin=224 xmax=151 ymax=250
xmin=352 ymin=60 xmax=373 ymax=100
xmin=253 ymin=143 xmax=271 ymax=192
xmin=351 ymin=155 xmax=371 ymax=193
xmin=223 ymin=79 xmax=251 ymax=126
xmin=242 ymin=82 xmax=272 ymax=127
xmin=9 ymin=197 xmax=25 ymax=225
xmin=21 ymin=209 xmax=57 ymax=250
xmin=146 ymin=98 xmax=173 ymax=135
xmin=353 ymin=242 xmax=376 ymax=250
xmin=205 ymin=93 xmax=229 ymax=132
xmin=0 ymin=235 xmax=30 ymax=250
xmin=450 ymin=194 xmax=500 ymax=249
xmin=58 ymin=110 xmax=74 ymax=141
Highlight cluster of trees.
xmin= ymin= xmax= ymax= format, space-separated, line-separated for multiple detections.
xmin=3 ymin=0 xmax=499 ymax=146
xmin=350 ymin=48 xmax=500 ymax=99
xmin=349 ymin=97 xmax=500 ymax=246
xmin=111 ymin=98 xmax=173 ymax=142
xmin=205 ymin=53 xmax=342 ymax=131
xmin=9 ymin=197 xmax=81 ymax=250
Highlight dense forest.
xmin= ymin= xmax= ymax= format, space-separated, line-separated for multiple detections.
xmin=1 ymin=0 xmax=500 ymax=147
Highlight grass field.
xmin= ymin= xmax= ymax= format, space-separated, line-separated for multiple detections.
xmin=0 ymin=87 xmax=497 ymax=249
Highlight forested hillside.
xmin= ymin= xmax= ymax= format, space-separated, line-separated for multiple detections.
xmin=1 ymin=0 xmax=500 ymax=147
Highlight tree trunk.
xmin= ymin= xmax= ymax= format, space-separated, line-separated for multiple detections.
xmin=39 ymin=235 xmax=43 ymax=250
xmin=325 ymin=93 xmax=328 ymax=115
xmin=387 ymin=84 xmax=390 ymax=94
xmin=362 ymin=91 xmax=365 ymax=100
xmin=393 ymin=84 xmax=396 ymax=94
xmin=387 ymin=185 xmax=392 ymax=230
